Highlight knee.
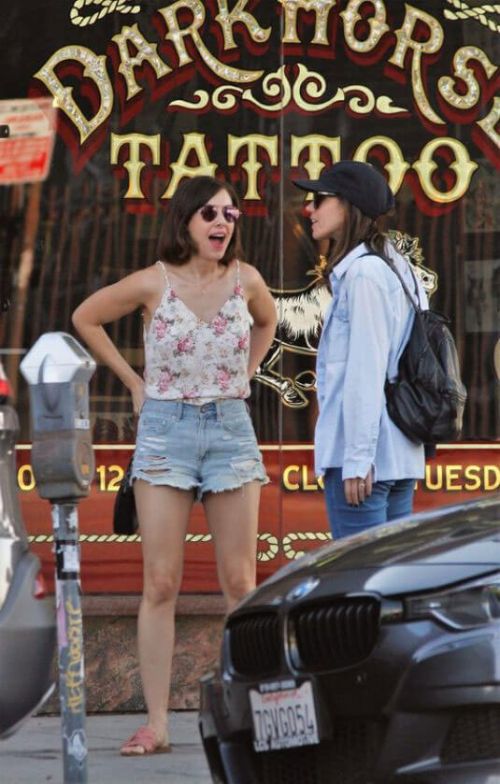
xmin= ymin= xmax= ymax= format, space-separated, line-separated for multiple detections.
xmin=143 ymin=568 xmax=180 ymax=606
xmin=223 ymin=568 xmax=255 ymax=603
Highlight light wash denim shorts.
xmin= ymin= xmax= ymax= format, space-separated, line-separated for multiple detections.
xmin=131 ymin=398 xmax=268 ymax=501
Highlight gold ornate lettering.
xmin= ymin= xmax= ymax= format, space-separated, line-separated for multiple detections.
xmin=280 ymin=0 xmax=338 ymax=45
xmin=111 ymin=24 xmax=171 ymax=100
xmin=162 ymin=133 xmax=217 ymax=198
xmin=438 ymin=46 xmax=497 ymax=111
xmin=388 ymin=5 xmax=445 ymax=125
xmin=354 ymin=136 xmax=409 ymax=194
xmin=215 ymin=0 xmax=271 ymax=49
xmin=291 ymin=135 xmax=341 ymax=180
xmin=227 ymin=134 xmax=278 ymax=199
xmin=110 ymin=133 xmax=161 ymax=199
xmin=413 ymin=138 xmax=478 ymax=203
xmin=476 ymin=97 xmax=500 ymax=151
xmin=341 ymin=0 xmax=389 ymax=52
xmin=157 ymin=1 xmax=262 ymax=83
xmin=34 ymin=46 xmax=113 ymax=144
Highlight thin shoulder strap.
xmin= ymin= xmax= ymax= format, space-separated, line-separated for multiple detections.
xmin=156 ymin=260 xmax=170 ymax=287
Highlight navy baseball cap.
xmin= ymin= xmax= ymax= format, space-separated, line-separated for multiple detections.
xmin=293 ymin=160 xmax=394 ymax=219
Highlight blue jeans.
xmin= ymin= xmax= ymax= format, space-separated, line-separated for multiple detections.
xmin=323 ymin=468 xmax=415 ymax=540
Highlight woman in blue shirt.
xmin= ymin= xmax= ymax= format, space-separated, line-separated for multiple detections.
xmin=294 ymin=161 xmax=428 ymax=539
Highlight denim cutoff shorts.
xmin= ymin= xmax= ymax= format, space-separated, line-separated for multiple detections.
xmin=131 ymin=398 xmax=268 ymax=501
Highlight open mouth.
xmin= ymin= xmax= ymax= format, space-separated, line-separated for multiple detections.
xmin=209 ymin=231 xmax=227 ymax=248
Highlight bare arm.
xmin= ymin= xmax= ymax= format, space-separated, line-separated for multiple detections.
xmin=242 ymin=263 xmax=277 ymax=379
xmin=72 ymin=266 xmax=159 ymax=414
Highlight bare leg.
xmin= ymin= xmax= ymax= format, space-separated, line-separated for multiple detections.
xmin=134 ymin=481 xmax=194 ymax=745
xmin=203 ymin=482 xmax=261 ymax=613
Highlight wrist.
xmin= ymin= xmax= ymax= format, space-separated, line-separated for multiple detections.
xmin=125 ymin=372 xmax=144 ymax=392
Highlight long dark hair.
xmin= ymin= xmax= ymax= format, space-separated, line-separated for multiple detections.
xmin=320 ymin=199 xmax=389 ymax=286
xmin=158 ymin=176 xmax=243 ymax=266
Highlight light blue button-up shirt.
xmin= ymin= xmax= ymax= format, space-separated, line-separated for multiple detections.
xmin=315 ymin=241 xmax=427 ymax=482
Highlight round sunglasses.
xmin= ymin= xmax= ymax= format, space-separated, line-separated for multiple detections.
xmin=198 ymin=204 xmax=241 ymax=223
xmin=312 ymin=191 xmax=338 ymax=209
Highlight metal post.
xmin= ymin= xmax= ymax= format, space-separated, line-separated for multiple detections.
xmin=52 ymin=501 xmax=87 ymax=783
xmin=20 ymin=333 xmax=96 ymax=784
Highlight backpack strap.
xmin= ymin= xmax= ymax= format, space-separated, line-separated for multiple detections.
xmin=360 ymin=250 xmax=421 ymax=312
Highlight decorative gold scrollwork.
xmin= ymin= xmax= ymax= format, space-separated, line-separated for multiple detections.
xmin=171 ymin=65 xmax=409 ymax=116
xmin=70 ymin=0 xmax=141 ymax=27
xmin=444 ymin=1 xmax=500 ymax=34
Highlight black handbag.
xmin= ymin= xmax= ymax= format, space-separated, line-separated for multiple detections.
xmin=113 ymin=456 xmax=138 ymax=535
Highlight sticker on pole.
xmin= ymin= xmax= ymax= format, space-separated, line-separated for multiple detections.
xmin=0 ymin=97 xmax=56 ymax=184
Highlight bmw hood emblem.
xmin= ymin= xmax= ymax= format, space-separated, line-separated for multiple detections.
xmin=288 ymin=577 xmax=319 ymax=601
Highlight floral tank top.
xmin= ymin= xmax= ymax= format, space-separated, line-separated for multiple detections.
xmin=143 ymin=260 xmax=251 ymax=402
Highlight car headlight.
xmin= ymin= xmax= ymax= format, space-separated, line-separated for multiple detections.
xmin=405 ymin=574 xmax=500 ymax=630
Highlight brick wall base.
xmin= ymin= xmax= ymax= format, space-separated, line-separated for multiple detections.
xmin=42 ymin=594 xmax=225 ymax=713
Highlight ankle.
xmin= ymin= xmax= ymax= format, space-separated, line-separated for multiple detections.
xmin=147 ymin=717 xmax=168 ymax=741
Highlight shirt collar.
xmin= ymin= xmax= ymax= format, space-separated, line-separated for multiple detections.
xmin=330 ymin=242 xmax=369 ymax=281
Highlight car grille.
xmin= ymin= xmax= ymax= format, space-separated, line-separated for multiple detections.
xmin=256 ymin=718 xmax=385 ymax=784
xmin=441 ymin=706 xmax=500 ymax=763
xmin=228 ymin=612 xmax=281 ymax=676
xmin=290 ymin=597 xmax=380 ymax=671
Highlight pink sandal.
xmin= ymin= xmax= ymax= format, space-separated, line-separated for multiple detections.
xmin=120 ymin=725 xmax=171 ymax=756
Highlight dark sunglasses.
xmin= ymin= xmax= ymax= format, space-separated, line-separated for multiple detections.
xmin=198 ymin=204 xmax=241 ymax=223
xmin=312 ymin=191 xmax=338 ymax=209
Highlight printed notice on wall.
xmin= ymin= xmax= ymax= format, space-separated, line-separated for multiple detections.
xmin=0 ymin=97 xmax=55 ymax=184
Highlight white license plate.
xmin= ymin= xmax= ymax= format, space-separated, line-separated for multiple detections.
xmin=249 ymin=680 xmax=319 ymax=752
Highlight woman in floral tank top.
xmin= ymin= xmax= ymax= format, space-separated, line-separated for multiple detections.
xmin=72 ymin=176 xmax=277 ymax=756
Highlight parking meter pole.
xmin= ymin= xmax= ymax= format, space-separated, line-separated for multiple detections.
xmin=20 ymin=333 xmax=95 ymax=784
xmin=53 ymin=501 xmax=87 ymax=783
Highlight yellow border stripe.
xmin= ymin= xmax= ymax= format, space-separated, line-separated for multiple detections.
xmin=16 ymin=443 xmax=500 ymax=451
xmin=28 ymin=531 xmax=310 ymax=560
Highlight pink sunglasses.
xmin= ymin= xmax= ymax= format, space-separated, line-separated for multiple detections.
xmin=198 ymin=204 xmax=241 ymax=224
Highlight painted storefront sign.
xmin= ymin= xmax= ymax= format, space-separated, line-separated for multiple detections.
xmin=0 ymin=1 xmax=498 ymax=593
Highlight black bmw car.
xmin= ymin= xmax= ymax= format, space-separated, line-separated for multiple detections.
xmin=199 ymin=494 xmax=500 ymax=784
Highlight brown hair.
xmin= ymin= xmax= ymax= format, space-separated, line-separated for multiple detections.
xmin=321 ymin=199 xmax=389 ymax=287
xmin=158 ymin=176 xmax=243 ymax=266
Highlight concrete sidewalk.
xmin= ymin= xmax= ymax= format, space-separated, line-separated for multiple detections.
xmin=0 ymin=712 xmax=211 ymax=783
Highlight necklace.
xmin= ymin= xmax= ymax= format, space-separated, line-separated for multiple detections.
xmin=173 ymin=267 xmax=224 ymax=293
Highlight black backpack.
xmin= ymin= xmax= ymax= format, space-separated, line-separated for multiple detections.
xmin=380 ymin=253 xmax=467 ymax=445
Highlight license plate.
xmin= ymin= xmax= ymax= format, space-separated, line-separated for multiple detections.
xmin=249 ymin=680 xmax=319 ymax=752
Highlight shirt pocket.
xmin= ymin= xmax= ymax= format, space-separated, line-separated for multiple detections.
xmin=326 ymin=293 xmax=349 ymax=362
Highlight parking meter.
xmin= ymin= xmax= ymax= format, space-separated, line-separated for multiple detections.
xmin=20 ymin=332 xmax=95 ymax=784
xmin=20 ymin=332 xmax=95 ymax=500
